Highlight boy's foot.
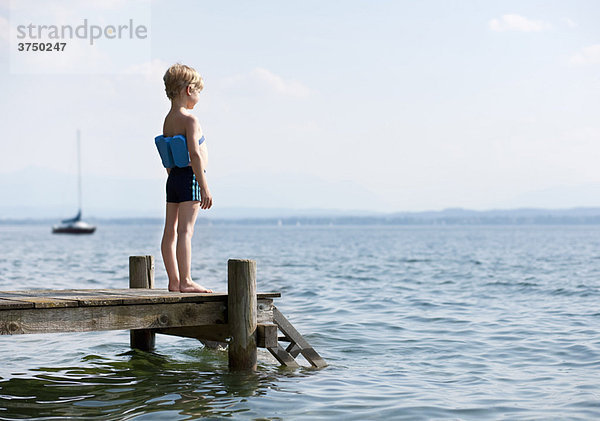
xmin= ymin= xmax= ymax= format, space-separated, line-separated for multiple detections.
xmin=168 ymin=281 xmax=180 ymax=292
xmin=180 ymin=280 xmax=213 ymax=293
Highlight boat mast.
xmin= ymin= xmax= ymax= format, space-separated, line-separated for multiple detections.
xmin=77 ymin=129 xmax=82 ymax=214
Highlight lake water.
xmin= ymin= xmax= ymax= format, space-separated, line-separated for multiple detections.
xmin=1 ymin=223 xmax=599 ymax=420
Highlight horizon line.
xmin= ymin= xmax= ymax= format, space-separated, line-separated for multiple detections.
xmin=3 ymin=205 xmax=600 ymax=223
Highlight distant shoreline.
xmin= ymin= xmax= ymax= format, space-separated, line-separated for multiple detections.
xmin=4 ymin=207 xmax=600 ymax=226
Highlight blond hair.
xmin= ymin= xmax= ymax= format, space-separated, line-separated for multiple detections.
xmin=163 ymin=63 xmax=204 ymax=100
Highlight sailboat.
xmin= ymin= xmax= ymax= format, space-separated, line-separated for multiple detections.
xmin=52 ymin=130 xmax=96 ymax=234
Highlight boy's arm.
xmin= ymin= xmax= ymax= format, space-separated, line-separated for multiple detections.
xmin=185 ymin=116 xmax=212 ymax=209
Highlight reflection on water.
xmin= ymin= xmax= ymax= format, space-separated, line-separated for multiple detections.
xmin=1 ymin=344 xmax=307 ymax=420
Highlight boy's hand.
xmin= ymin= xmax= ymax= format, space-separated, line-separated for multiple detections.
xmin=200 ymin=187 xmax=212 ymax=210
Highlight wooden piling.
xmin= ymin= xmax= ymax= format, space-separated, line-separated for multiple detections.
xmin=227 ymin=259 xmax=257 ymax=371
xmin=129 ymin=255 xmax=156 ymax=351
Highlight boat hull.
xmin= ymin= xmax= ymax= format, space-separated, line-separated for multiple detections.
xmin=52 ymin=222 xmax=96 ymax=234
xmin=52 ymin=226 xmax=96 ymax=234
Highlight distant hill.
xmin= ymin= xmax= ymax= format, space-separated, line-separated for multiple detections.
xmin=5 ymin=207 xmax=600 ymax=226
xmin=205 ymin=207 xmax=600 ymax=225
xmin=381 ymin=207 xmax=600 ymax=225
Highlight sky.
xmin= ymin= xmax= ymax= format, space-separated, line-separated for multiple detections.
xmin=0 ymin=0 xmax=599 ymax=217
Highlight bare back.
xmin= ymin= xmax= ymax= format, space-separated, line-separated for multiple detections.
xmin=163 ymin=109 xmax=208 ymax=166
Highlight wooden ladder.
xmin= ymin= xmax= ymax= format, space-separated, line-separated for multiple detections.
xmin=266 ymin=307 xmax=327 ymax=368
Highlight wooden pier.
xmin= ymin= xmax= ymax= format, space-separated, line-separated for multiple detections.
xmin=0 ymin=257 xmax=326 ymax=370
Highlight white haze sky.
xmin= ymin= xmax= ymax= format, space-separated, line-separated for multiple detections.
xmin=1 ymin=0 xmax=600 ymax=215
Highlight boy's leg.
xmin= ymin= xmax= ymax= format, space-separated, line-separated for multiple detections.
xmin=162 ymin=202 xmax=180 ymax=291
xmin=177 ymin=201 xmax=213 ymax=293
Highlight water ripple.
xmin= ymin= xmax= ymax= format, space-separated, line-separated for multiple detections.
xmin=1 ymin=224 xmax=600 ymax=419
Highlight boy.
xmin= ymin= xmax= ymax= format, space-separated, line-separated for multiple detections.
xmin=160 ymin=63 xmax=213 ymax=293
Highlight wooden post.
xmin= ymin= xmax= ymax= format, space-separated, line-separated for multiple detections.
xmin=227 ymin=259 xmax=257 ymax=370
xmin=129 ymin=255 xmax=155 ymax=351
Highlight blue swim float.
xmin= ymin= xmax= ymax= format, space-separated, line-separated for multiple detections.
xmin=155 ymin=135 xmax=205 ymax=168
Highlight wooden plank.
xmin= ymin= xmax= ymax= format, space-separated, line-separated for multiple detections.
xmin=0 ymin=301 xmax=226 ymax=335
xmin=0 ymin=290 xmax=194 ymax=307
xmin=257 ymin=324 xmax=278 ymax=348
xmin=109 ymin=290 xmax=280 ymax=301
xmin=267 ymin=344 xmax=300 ymax=368
xmin=273 ymin=307 xmax=327 ymax=368
xmin=97 ymin=289 xmax=228 ymax=300
xmin=0 ymin=298 xmax=35 ymax=310
xmin=273 ymin=307 xmax=312 ymax=348
xmin=286 ymin=342 xmax=302 ymax=358
xmin=0 ymin=295 xmax=78 ymax=309
xmin=151 ymin=300 xmax=275 ymax=344
xmin=76 ymin=290 xmax=216 ymax=305
xmin=1 ymin=292 xmax=133 ymax=307
xmin=257 ymin=299 xmax=273 ymax=324
xmin=298 ymin=348 xmax=327 ymax=367
xmin=0 ymin=289 xmax=280 ymax=304
xmin=258 ymin=292 xmax=282 ymax=299
xmin=105 ymin=294 xmax=180 ymax=305
xmin=157 ymin=324 xmax=230 ymax=343
xmin=0 ymin=289 xmax=280 ymax=298
xmin=72 ymin=296 xmax=128 ymax=307
xmin=0 ymin=296 xmax=273 ymax=319
xmin=0 ymin=290 xmax=125 ymax=307
xmin=119 ymin=291 xmax=227 ymax=304
xmin=0 ymin=289 xmax=123 ymax=297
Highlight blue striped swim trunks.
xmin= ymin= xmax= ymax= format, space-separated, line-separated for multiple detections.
xmin=166 ymin=166 xmax=203 ymax=203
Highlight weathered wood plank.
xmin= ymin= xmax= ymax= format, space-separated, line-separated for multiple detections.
xmin=100 ymin=289 xmax=280 ymax=300
xmin=267 ymin=344 xmax=300 ymax=368
xmin=70 ymin=296 xmax=129 ymax=307
xmin=95 ymin=289 xmax=226 ymax=299
xmin=120 ymin=292 xmax=225 ymax=305
xmin=0 ymin=290 xmax=280 ymax=310
xmin=0 ymin=297 xmax=273 ymax=321
xmin=0 ymin=289 xmax=126 ymax=297
xmin=299 ymin=347 xmax=327 ymax=367
xmin=148 ymin=298 xmax=275 ymax=344
xmin=0 ymin=289 xmax=279 ymax=298
xmin=286 ymin=342 xmax=302 ymax=358
xmin=0 ymin=298 xmax=35 ymax=310
xmin=257 ymin=299 xmax=273 ymax=324
xmin=0 ymin=301 xmax=227 ymax=335
xmin=0 ymin=289 xmax=280 ymax=299
xmin=257 ymin=324 xmax=278 ymax=348
xmin=273 ymin=307 xmax=311 ymax=348
xmin=0 ymin=290 xmax=279 ymax=303
xmin=0 ymin=295 xmax=78 ymax=308
xmin=1 ymin=291 xmax=130 ymax=307
xmin=99 ymin=294 xmax=180 ymax=305
xmin=157 ymin=324 xmax=229 ymax=343
xmin=273 ymin=307 xmax=327 ymax=368
xmin=0 ymin=290 xmax=123 ymax=305
xmin=68 ymin=290 xmax=213 ymax=306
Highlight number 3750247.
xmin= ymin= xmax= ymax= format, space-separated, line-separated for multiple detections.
xmin=17 ymin=42 xmax=66 ymax=52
